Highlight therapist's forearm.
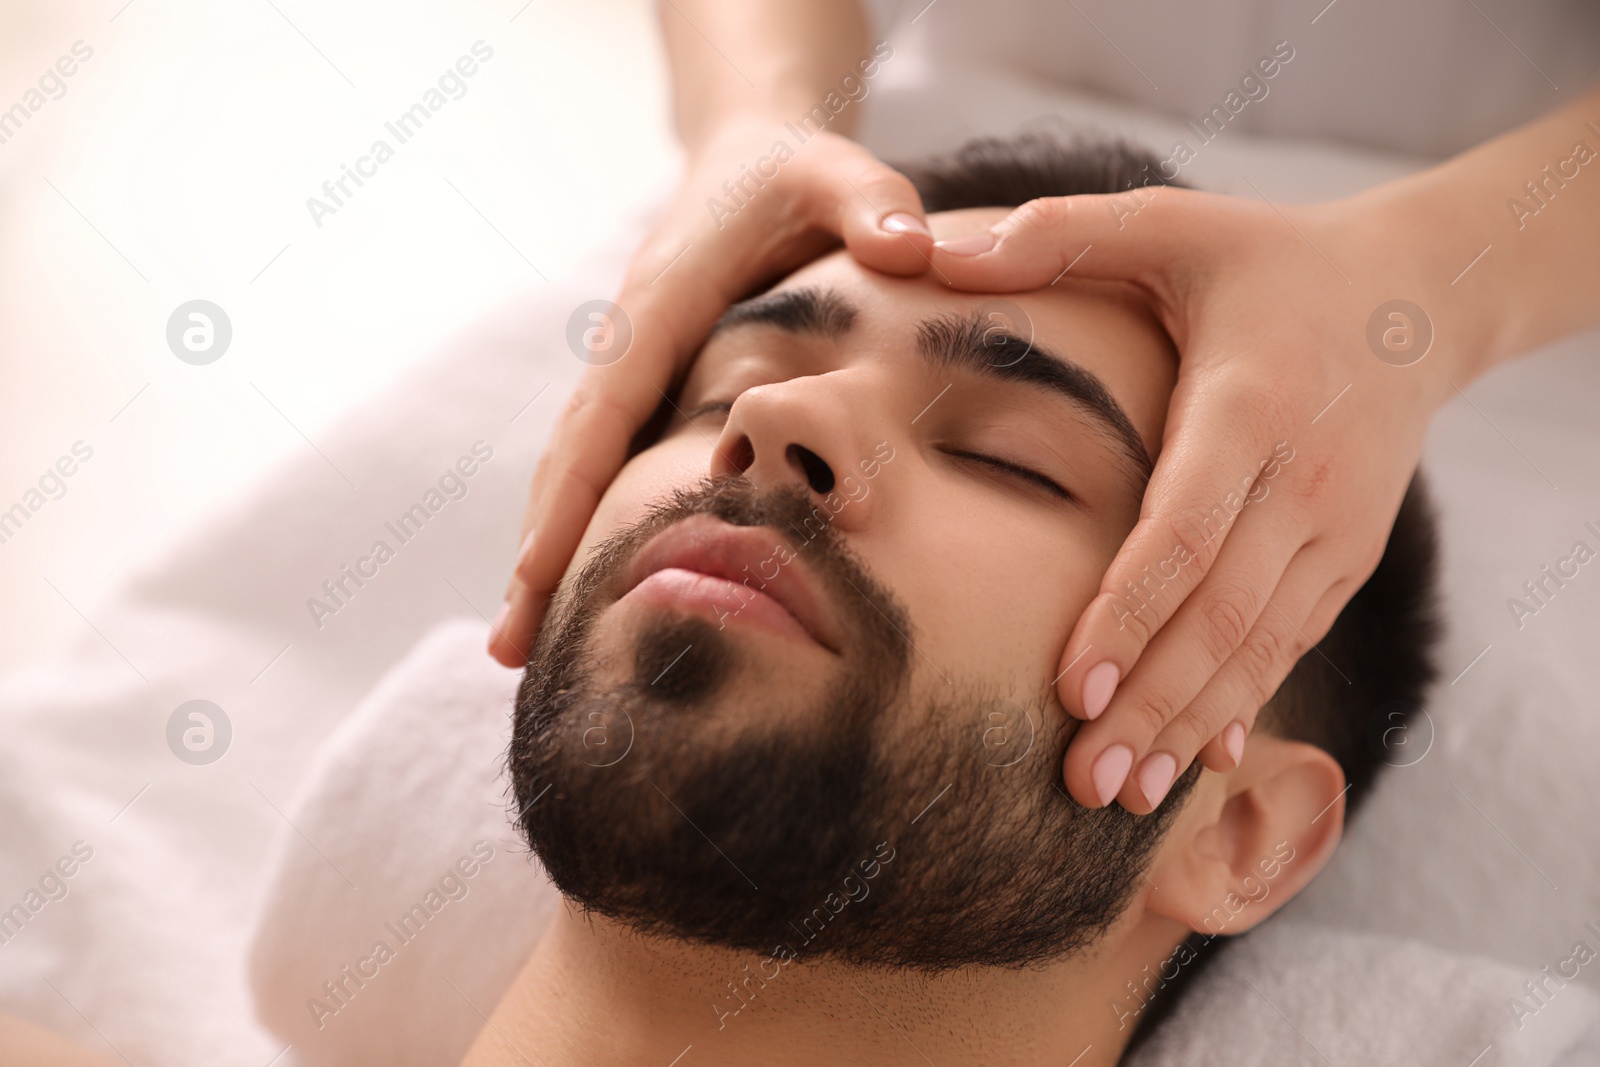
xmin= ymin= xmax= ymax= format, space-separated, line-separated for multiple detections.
xmin=1358 ymin=83 xmax=1600 ymax=381
xmin=659 ymin=0 xmax=870 ymax=152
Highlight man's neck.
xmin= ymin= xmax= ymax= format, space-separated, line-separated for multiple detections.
xmin=458 ymin=900 xmax=1188 ymax=1067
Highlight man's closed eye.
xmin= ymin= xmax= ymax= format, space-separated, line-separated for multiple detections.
xmin=938 ymin=447 xmax=1074 ymax=503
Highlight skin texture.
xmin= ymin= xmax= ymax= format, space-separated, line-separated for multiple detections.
xmin=490 ymin=0 xmax=1600 ymax=815
xmin=462 ymin=210 xmax=1349 ymax=1067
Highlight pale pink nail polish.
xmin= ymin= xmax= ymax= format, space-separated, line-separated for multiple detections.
xmin=516 ymin=529 xmax=537 ymax=566
xmin=1138 ymin=752 xmax=1178 ymax=807
xmin=933 ymin=232 xmax=996 ymax=256
xmin=1092 ymin=744 xmax=1134 ymax=807
xmin=881 ymin=211 xmax=930 ymax=237
xmin=491 ymin=601 xmax=511 ymax=637
xmin=1081 ymin=661 xmax=1119 ymax=720
xmin=1224 ymin=722 xmax=1246 ymax=767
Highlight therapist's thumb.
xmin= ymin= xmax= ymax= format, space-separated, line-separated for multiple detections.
xmin=828 ymin=158 xmax=933 ymax=277
xmin=930 ymin=186 xmax=1226 ymax=293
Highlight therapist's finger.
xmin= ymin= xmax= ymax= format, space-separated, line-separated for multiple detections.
xmin=1191 ymin=566 xmax=1354 ymax=774
xmin=1138 ymin=553 xmax=1353 ymax=812
xmin=929 ymin=186 xmax=1235 ymax=294
xmin=1051 ymin=370 xmax=1297 ymax=724
xmin=1106 ymin=555 xmax=1335 ymax=814
xmin=489 ymin=378 xmax=654 ymax=667
xmin=826 ymin=158 xmax=933 ymax=277
xmin=488 ymin=242 xmax=752 ymax=668
xmin=1059 ymin=511 xmax=1305 ymax=810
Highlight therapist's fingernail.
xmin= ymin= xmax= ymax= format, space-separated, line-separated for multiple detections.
xmin=516 ymin=528 xmax=537 ymax=568
xmin=491 ymin=600 xmax=511 ymax=637
xmin=933 ymin=231 xmax=996 ymax=256
xmin=881 ymin=211 xmax=930 ymax=237
xmin=1224 ymin=722 xmax=1246 ymax=767
xmin=1082 ymin=661 xmax=1119 ymax=720
xmin=1092 ymin=744 xmax=1133 ymax=807
xmin=1138 ymin=752 xmax=1179 ymax=808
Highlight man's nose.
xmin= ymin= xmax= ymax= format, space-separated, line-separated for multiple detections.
xmin=707 ymin=378 xmax=875 ymax=520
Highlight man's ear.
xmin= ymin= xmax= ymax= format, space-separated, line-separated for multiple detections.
xmin=1141 ymin=735 xmax=1346 ymax=938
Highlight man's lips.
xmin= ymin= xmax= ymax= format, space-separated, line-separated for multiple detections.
xmin=617 ymin=515 xmax=842 ymax=653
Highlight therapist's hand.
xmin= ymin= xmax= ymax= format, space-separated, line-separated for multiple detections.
xmin=931 ymin=185 xmax=1471 ymax=813
xmin=489 ymin=117 xmax=931 ymax=667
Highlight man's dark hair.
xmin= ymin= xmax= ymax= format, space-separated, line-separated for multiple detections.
xmin=894 ymin=131 xmax=1443 ymax=1045
xmin=899 ymin=130 xmax=1189 ymax=216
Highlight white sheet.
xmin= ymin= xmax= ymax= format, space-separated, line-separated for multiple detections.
xmin=2 ymin=69 xmax=1598 ymax=1066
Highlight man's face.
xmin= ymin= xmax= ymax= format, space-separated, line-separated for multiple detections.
xmin=511 ymin=208 xmax=1186 ymax=968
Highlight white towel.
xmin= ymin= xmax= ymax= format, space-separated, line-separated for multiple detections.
xmin=248 ymin=620 xmax=551 ymax=1067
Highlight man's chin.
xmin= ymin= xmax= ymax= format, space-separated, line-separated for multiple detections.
xmin=508 ymin=667 xmax=882 ymax=956
xmin=619 ymin=611 xmax=741 ymax=706
xmin=579 ymin=604 xmax=837 ymax=727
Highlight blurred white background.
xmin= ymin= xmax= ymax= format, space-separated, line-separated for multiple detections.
xmin=0 ymin=0 xmax=675 ymax=671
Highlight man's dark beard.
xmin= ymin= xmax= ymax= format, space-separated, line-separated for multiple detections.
xmin=509 ymin=475 xmax=1196 ymax=970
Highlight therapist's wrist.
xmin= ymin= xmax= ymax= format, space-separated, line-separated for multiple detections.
xmin=1330 ymin=175 xmax=1510 ymax=395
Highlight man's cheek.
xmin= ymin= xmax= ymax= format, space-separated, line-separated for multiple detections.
xmin=571 ymin=442 xmax=708 ymax=575
xmin=922 ymin=525 xmax=1104 ymax=686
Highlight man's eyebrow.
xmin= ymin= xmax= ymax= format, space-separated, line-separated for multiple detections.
xmin=917 ymin=312 xmax=1154 ymax=487
xmin=710 ymin=286 xmax=859 ymax=338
